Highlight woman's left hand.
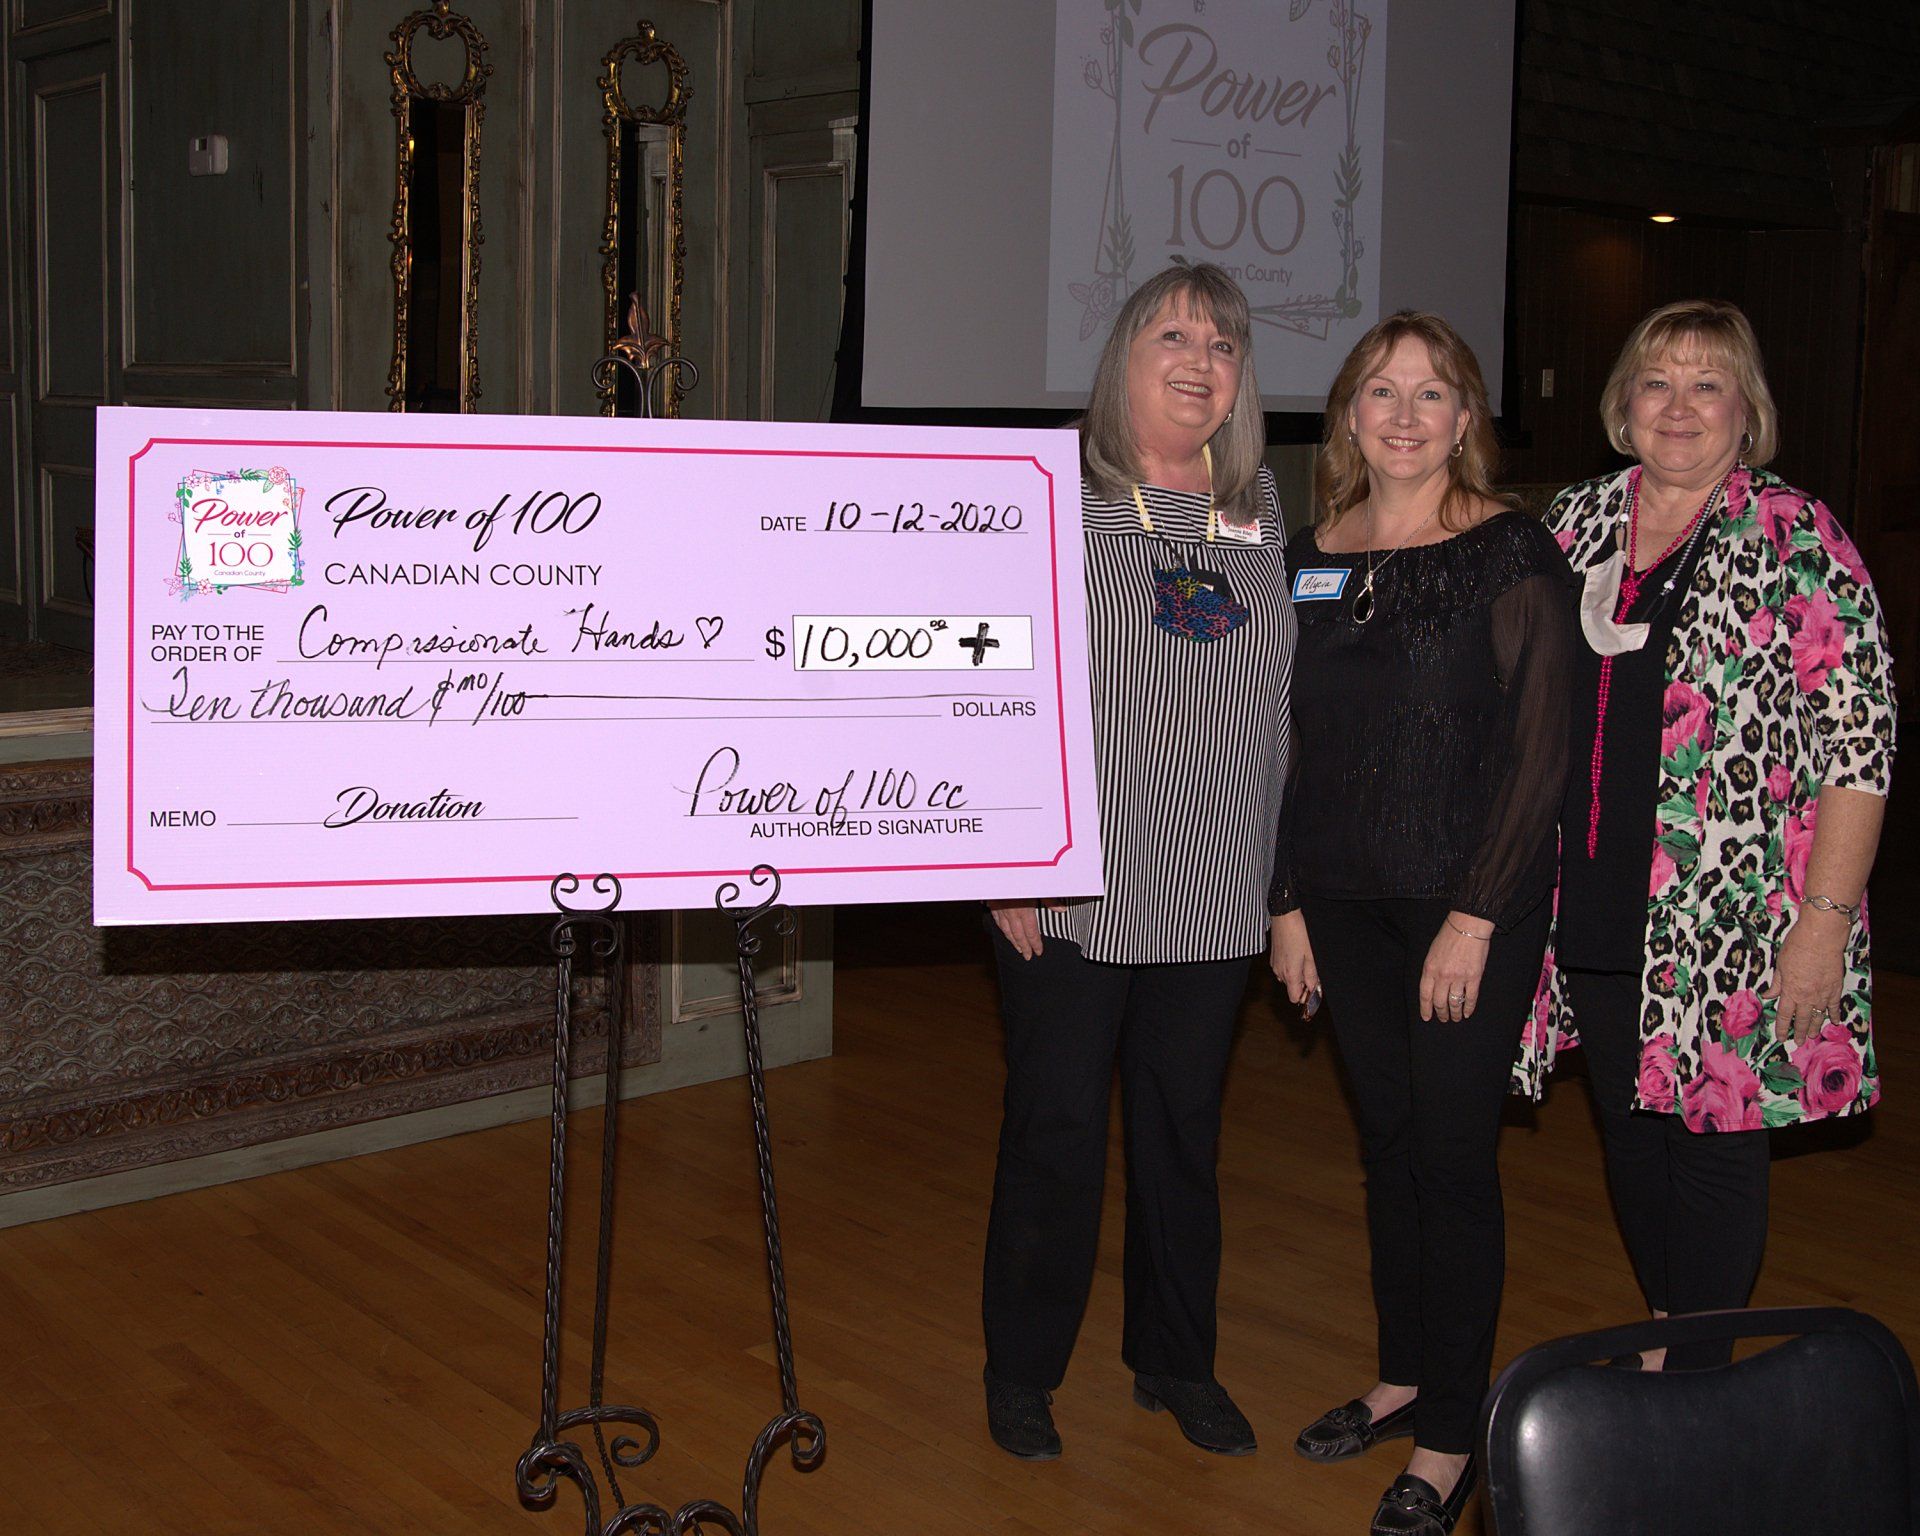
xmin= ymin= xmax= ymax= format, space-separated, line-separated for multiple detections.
xmin=1765 ymin=910 xmax=1850 ymax=1045
xmin=1421 ymin=911 xmax=1493 ymax=1021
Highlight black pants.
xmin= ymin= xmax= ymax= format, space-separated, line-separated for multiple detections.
xmin=1563 ymin=967 xmax=1771 ymax=1369
xmin=981 ymin=929 xmax=1249 ymax=1389
xmin=1303 ymin=894 xmax=1551 ymax=1455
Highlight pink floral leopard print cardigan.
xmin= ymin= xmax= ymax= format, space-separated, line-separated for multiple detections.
xmin=1517 ymin=466 xmax=1897 ymax=1130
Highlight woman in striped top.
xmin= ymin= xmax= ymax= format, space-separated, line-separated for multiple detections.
xmin=979 ymin=264 xmax=1295 ymax=1462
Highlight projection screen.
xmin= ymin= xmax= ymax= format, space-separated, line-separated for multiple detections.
xmin=852 ymin=0 xmax=1517 ymax=421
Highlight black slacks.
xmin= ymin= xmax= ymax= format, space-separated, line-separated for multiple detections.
xmin=1303 ymin=894 xmax=1552 ymax=1455
xmin=1563 ymin=966 xmax=1770 ymax=1369
xmin=981 ymin=929 xmax=1249 ymax=1389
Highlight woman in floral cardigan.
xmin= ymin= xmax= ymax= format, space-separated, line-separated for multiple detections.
xmin=1524 ymin=299 xmax=1895 ymax=1370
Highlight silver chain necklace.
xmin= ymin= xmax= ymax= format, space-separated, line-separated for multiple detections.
xmin=1350 ymin=500 xmax=1441 ymax=625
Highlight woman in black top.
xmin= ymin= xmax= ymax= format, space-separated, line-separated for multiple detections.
xmin=1270 ymin=312 xmax=1577 ymax=1536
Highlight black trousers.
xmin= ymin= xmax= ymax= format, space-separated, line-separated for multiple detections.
xmin=1563 ymin=967 xmax=1771 ymax=1369
xmin=981 ymin=929 xmax=1249 ymax=1389
xmin=1303 ymin=894 xmax=1552 ymax=1455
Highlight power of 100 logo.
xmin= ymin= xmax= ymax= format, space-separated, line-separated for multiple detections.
xmin=169 ymin=467 xmax=304 ymax=600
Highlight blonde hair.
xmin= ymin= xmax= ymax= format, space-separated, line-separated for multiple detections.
xmin=1080 ymin=263 xmax=1266 ymax=521
xmin=1600 ymin=299 xmax=1778 ymax=465
xmin=1314 ymin=310 xmax=1510 ymax=531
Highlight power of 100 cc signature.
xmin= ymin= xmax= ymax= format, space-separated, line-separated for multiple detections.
xmin=686 ymin=746 xmax=969 ymax=819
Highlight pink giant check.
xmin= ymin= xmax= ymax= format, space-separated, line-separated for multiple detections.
xmin=92 ymin=407 xmax=1102 ymax=924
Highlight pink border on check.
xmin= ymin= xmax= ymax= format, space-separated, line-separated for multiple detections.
xmin=125 ymin=437 xmax=1077 ymax=894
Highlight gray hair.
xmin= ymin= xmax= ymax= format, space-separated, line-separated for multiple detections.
xmin=1080 ymin=263 xmax=1266 ymax=520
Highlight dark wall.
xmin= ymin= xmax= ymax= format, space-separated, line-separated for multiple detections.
xmin=1498 ymin=0 xmax=1920 ymax=509
xmin=1514 ymin=0 xmax=1920 ymax=226
xmin=1503 ymin=206 xmax=1862 ymax=509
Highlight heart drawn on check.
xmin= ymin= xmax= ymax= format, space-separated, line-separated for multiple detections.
xmin=695 ymin=616 xmax=724 ymax=649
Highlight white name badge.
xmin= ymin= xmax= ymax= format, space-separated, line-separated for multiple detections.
xmin=1214 ymin=517 xmax=1263 ymax=546
xmin=1291 ymin=568 xmax=1351 ymax=601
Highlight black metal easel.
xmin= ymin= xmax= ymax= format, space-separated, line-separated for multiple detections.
xmin=514 ymin=328 xmax=823 ymax=1533
xmin=514 ymin=868 xmax=824 ymax=1535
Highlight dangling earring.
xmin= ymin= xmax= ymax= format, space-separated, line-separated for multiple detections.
xmin=1739 ymin=429 xmax=1754 ymax=462
xmin=1223 ymin=410 xmax=1234 ymax=424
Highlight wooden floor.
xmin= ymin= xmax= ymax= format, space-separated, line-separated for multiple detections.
xmin=6 ymin=907 xmax=1918 ymax=1535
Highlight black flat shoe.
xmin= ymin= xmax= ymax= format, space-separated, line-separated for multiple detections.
xmin=1369 ymin=1457 xmax=1477 ymax=1536
xmin=1294 ymin=1397 xmax=1416 ymax=1461
xmin=1131 ymin=1373 xmax=1257 ymax=1455
xmin=984 ymin=1369 xmax=1061 ymax=1460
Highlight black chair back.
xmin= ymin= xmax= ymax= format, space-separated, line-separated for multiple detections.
xmin=1479 ymin=1307 xmax=1920 ymax=1534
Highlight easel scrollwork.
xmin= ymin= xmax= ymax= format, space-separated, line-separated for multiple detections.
xmin=518 ymin=867 xmax=824 ymax=1534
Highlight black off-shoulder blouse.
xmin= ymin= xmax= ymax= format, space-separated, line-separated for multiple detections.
xmin=1270 ymin=510 xmax=1579 ymax=930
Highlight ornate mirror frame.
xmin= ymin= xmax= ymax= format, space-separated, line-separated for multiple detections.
xmin=598 ymin=19 xmax=692 ymax=416
xmin=385 ymin=0 xmax=493 ymax=412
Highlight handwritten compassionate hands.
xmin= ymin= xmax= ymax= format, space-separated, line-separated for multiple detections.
xmin=1765 ymin=912 xmax=1851 ymax=1046
xmin=1267 ymin=911 xmax=1320 ymax=1008
xmin=1421 ymin=912 xmax=1493 ymax=1022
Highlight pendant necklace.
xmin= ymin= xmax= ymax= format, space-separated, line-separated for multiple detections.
xmin=1350 ymin=499 xmax=1441 ymax=625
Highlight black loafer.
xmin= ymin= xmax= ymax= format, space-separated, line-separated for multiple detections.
xmin=984 ymin=1368 xmax=1061 ymax=1460
xmin=1370 ymin=1457 xmax=1477 ymax=1535
xmin=1294 ymin=1397 xmax=1416 ymax=1461
xmin=1131 ymin=1373 xmax=1257 ymax=1455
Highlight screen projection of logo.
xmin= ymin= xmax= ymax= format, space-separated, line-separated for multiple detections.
xmin=1046 ymin=0 xmax=1388 ymax=396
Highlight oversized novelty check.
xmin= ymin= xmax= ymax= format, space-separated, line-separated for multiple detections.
xmin=92 ymin=408 xmax=1101 ymax=924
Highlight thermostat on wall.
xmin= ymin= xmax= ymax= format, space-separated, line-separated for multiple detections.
xmin=188 ymin=135 xmax=230 ymax=176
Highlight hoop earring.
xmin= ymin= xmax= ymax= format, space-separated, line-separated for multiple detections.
xmin=1739 ymin=429 xmax=1754 ymax=461
xmin=1451 ymin=439 xmax=1464 ymax=459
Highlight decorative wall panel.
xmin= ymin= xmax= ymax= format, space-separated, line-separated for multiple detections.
xmin=36 ymin=462 xmax=88 ymax=614
xmin=127 ymin=1 xmax=298 ymax=373
xmin=0 ymin=397 xmax=19 ymax=604
xmin=31 ymin=72 xmax=107 ymax=402
xmin=14 ymin=1 xmax=109 ymax=35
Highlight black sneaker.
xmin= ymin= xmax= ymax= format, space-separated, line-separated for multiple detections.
xmin=1370 ymin=1457 xmax=1477 ymax=1535
xmin=984 ymin=1368 xmax=1062 ymax=1460
xmin=1130 ymin=1372 xmax=1257 ymax=1455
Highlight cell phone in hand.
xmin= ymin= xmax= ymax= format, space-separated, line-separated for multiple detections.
xmin=1303 ymin=986 xmax=1323 ymax=1020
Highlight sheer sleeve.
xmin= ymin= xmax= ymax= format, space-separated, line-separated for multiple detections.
xmin=1269 ymin=520 xmax=1300 ymax=916
xmin=1454 ymin=570 xmax=1579 ymax=927
xmin=1268 ymin=729 xmax=1299 ymax=915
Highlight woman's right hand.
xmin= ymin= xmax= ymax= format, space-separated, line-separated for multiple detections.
xmin=988 ymin=901 xmax=1045 ymax=960
xmin=1268 ymin=911 xmax=1320 ymax=1006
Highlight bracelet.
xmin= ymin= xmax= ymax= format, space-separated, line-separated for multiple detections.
xmin=1805 ymin=894 xmax=1861 ymax=921
xmin=1446 ymin=916 xmax=1491 ymax=942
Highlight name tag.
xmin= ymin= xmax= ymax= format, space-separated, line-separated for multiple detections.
xmin=1214 ymin=517 xmax=1263 ymax=546
xmin=1291 ymin=568 xmax=1350 ymax=601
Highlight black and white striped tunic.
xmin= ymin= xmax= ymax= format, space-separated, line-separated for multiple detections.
xmin=1040 ymin=470 xmax=1295 ymax=964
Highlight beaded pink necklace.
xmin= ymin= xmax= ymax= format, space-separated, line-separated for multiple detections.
xmin=1584 ymin=464 xmax=1731 ymax=859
